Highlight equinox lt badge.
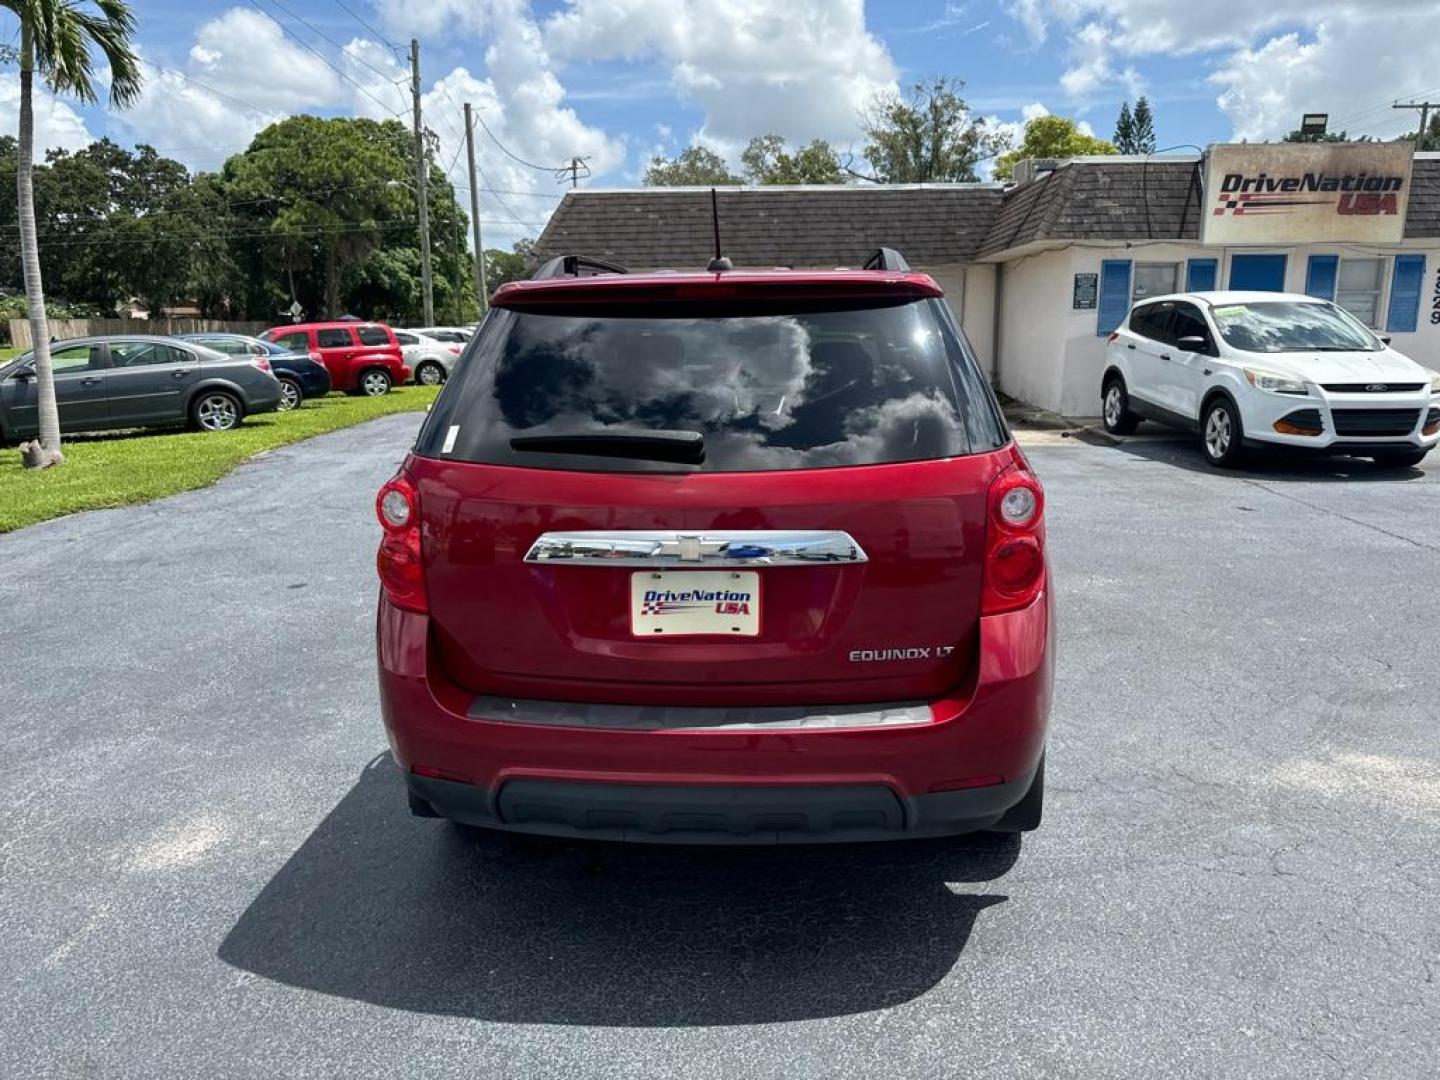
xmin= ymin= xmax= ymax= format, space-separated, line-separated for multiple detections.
xmin=849 ymin=646 xmax=956 ymax=662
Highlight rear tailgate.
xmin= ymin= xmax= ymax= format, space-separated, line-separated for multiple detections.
xmin=409 ymin=278 xmax=1011 ymax=707
xmin=412 ymin=450 xmax=1009 ymax=706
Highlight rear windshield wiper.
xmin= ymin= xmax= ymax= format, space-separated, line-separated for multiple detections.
xmin=510 ymin=429 xmax=705 ymax=464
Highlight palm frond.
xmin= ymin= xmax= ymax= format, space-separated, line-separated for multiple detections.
xmin=17 ymin=0 xmax=143 ymax=109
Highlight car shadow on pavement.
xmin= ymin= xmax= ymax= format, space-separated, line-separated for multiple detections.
xmin=219 ymin=754 xmax=1018 ymax=1026
xmin=1106 ymin=432 xmax=1429 ymax=483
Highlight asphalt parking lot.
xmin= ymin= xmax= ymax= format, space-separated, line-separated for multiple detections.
xmin=2 ymin=416 xmax=1437 ymax=1079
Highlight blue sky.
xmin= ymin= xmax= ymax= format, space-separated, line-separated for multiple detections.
xmin=3 ymin=1 xmax=1437 ymax=248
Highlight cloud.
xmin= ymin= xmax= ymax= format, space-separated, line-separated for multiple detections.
xmin=542 ymin=0 xmax=897 ymax=160
xmin=1005 ymin=0 xmax=1440 ymax=139
xmin=0 ymin=79 xmax=96 ymax=159
xmin=1212 ymin=10 xmax=1440 ymax=142
xmin=87 ymin=1 xmax=619 ymax=247
xmin=333 ymin=2 xmax=622 ymax=248
xmin=186 ymin=9 xmax=344 ymax=110
xmin=374 ymin=0 xmax=493 ymax=38
xmin=114 ymin=9 xmax=348 ymax=169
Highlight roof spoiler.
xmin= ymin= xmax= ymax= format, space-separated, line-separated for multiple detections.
xmin=862 ymin=247 xmax=911 ymax=272
xmin=530 ymin=255 xmax=629 ymax=280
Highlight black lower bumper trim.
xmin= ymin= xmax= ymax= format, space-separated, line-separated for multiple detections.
xmin=405 ymin=770 xmax=1035 ymax=845
xmin=1242 ymin=438 xmax=1431 ymax=457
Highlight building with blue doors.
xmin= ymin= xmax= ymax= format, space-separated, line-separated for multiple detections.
xmin=533 ymin=148 xmax=1440 ymax=416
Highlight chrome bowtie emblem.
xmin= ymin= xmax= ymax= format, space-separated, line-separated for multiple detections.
xmin=677 ymin=534 xmax=703 ymax=562
xmin=1366 ymin=383 xmax=1388 ymax=392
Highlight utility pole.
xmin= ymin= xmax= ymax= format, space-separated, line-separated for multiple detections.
xmin=410 ymin=38 xmax=434 ymax=325
xmin=1394 ymin=101 xmax=1437 ymax=152
xmin=556 ymin=156 xmax=591 ymax=189
xmin=464 ymin=102 xmax=487 ymax=313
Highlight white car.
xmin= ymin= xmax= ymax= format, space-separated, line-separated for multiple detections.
xmin=414 ymin=326 xmax=473 ymax=344
xmin=1102 ymin=291 xmax=1440 ymax=469
xmin=394 ymin=330 xmax=462 ymax=386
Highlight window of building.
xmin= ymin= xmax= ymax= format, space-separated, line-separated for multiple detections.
xmin=1334 ymin=258 xmax=1386 ymax=328
xmin=1132 ymin=263 xmax=1180 ymax=302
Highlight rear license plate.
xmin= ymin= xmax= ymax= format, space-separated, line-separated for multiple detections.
xmin=631 ymin=571 xmax=760 ymax=637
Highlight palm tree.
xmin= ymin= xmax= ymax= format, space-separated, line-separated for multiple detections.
xmin=6 ymin=1 xmax=141 ymax=468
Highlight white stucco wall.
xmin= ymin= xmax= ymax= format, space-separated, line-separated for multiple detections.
xmin=991 ymin=240 xmax=1440 ymax=417
xmin=921 ymin=265 xmax=997 ymax=382
xmin=961 ymin=264 xmax=996 ymax=378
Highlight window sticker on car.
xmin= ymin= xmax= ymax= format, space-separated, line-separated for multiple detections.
xmin=1213 ymin=306 xmax=1248 ymax=317
xmin=442 ymin=425 xmax=459 ymax=454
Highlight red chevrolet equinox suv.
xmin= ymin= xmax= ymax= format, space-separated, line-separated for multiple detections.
xmin=375 ymin=250 xmax=1052 ymax=844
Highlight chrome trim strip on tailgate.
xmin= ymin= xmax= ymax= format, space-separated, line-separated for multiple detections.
xmin=468 ymin=695 xmax=930 ymax=731
xmin=523 ymin=529 xmax=868 ymax=567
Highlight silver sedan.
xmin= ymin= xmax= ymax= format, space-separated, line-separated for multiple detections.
xmin=0 ymin=335 xmax=283 ymax=441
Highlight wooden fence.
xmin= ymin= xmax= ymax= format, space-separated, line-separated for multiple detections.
xmin=6 ymin=318 xmax=272 ymax=349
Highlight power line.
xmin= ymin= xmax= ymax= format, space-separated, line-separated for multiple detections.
xmin=0 ymin=216 xmax=538 ymax=251
xmin=4 ymin=179 xmax=438 ymax=232
xmin=451 ymin=184 xmax=563 ymax=200
xmin=1394 ymin=101 xmax=1439 ymax=150
xmin=331 ymin=0 xmax=401 ymax=52
xmin=142 ymin=61 xmax=274 ymax=118
xmin=471 ymin=109 xmax=569 ymax=173
xmin=246 ymin=0 xmax=404 ymax=117
xmin=259 ymin=0 xmax=401 ymax=84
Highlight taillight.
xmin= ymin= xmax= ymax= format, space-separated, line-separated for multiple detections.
xmin=309 ymin=351 xmax=323 ymax=364
xmin=982 ymin=464 xmax=1046 ymax=616
xmin=447 ymin=346 xmax=461 ymax=355
xmin=1106 ymin=331 xmax=1119 ymax=344
xmin=376 ymin=476 xmax=426 ymax=613
xmin=249 ymin=357 xmax=272 ymax=372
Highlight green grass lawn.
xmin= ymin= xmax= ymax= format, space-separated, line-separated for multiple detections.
xmin=0 ymin=386 xmax=439 ymax=533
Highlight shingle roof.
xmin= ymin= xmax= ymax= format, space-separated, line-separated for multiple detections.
xmin=1405 ymin=157 xmax=1440 ymax=238
xmin=531 ymin=185 xmax=1005 ymax=268
xmin=531 ymin=157 xmax=1440 ymax=270
xmin=978 ymin=159 xmax=1206 ymax=257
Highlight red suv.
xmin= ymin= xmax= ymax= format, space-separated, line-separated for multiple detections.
xmin=375 ymin=251 xmax=1052 ymax=844
xmin=263 ymin=321 xmax=409 ymax=395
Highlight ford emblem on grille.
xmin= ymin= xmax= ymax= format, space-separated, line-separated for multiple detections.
xmin=1366 ymin=383 xmax=1388 ymax=392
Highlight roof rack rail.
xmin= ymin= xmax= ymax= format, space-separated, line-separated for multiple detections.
xmin=530 ymin=255 xmax=630 ymax=281
xmin=862 ymin=247 xmax=911 ymax=272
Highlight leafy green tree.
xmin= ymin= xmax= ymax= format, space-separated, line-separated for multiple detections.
xmin=1131 ymin=97 xmax=1156 ymax=153
xmin=740 ymin=135 xmax=843 ymax=184
xmin=861 ymin=77 xmax=1006 ymax=183
xmin=222 ymin=116 xmax=411 ymax=319
xmin=483 ymin=238 xmax=534 ymax=290
xmin=1283 ymin=128 xmax=1350 ymax=144
xmin=1396 ymin=114 xmax=1440 ymax=151
xmin=644 ymin=145 xmax=742 ymax=186
xmin=1113 ymin=103 xmax=1136 ymax=153
xmin=993 ymin=115 xmax=1117 ymax=179
xmin=5 ymin=0 xmax=142 ymax=468
xmin=39 ymin=140 xmax=194 ymax=312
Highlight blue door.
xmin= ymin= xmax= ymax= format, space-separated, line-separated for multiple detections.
xmin=1228 ymin=254 xmax=1287 ymax=292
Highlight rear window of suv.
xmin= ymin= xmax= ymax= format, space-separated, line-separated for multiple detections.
xmin=357 ymin=325 xmax=391 ymax=346
xmin=417 ymin=298 xmax=1005 ymax=472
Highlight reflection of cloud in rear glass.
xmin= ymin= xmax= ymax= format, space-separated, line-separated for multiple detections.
xmin=483 ymin=302 xmax=974 ymax=470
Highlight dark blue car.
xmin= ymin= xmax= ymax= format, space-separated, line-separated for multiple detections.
xmin=176 ymin=333 xmax=331 ymax=410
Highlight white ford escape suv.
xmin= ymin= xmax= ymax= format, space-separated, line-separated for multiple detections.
xmin=1102 ymin=291 xmax=1440 ymax=468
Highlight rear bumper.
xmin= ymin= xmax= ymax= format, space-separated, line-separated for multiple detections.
xmin=299 ymin=370 xmax=332 ymax=396
xmin=376 ymin=590 xmax=1052 ymax=843
xmin=407 ymin=770 xmax=1036 ymax=844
